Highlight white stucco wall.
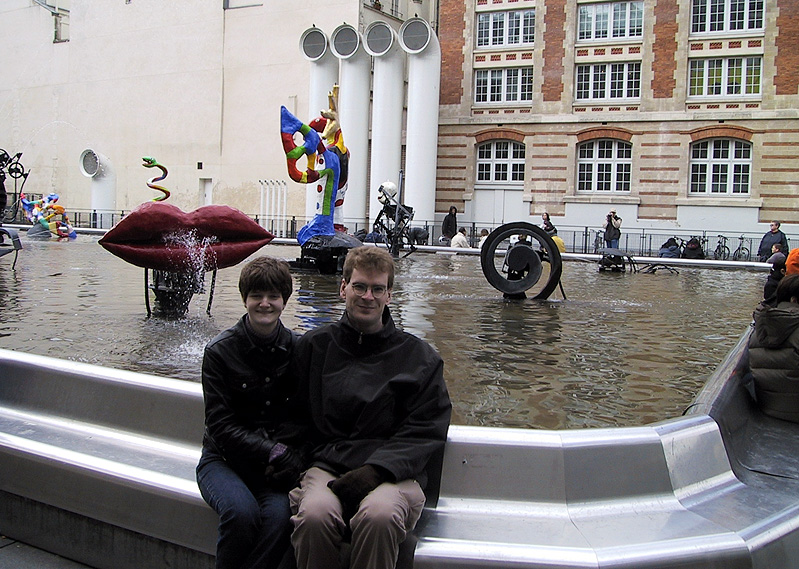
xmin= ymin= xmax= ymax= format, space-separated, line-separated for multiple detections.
xmin=0 ymin=0 xmax=357 ymax=220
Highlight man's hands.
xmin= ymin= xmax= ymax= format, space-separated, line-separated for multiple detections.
xmin=264 ymin=443 xmax=305 ymax=491
xmin=327 ymin=465 xmax=387 ymax=520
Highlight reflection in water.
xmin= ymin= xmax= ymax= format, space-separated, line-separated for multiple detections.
xmin=0 ymin=238 xmax=764 ymax=430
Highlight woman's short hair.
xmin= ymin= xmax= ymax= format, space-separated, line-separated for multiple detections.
xmin=238 ymin=256 xmax=293 ymax=302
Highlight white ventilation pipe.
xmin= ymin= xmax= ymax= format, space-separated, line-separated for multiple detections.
xmin=400 ymin=18 xmax=440 ymax=225
xmin=364 ymin=21 xmax=405 ymax=222
xmin=330 ymin=24 xmax=371 ymax=230
xmin=79 ymin=149 xmax=116 ymax=228
xmin=300 ymin=27 xmax=339 ymax=221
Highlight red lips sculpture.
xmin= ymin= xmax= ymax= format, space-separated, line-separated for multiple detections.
xmin=99 ymin=202 xmax=274 ymax=272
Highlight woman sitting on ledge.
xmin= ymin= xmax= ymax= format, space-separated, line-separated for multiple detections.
xmin=658 ymin=238 xmax=681 ymax=258
xmin=749 ymin=273 xmax=799 ymax=423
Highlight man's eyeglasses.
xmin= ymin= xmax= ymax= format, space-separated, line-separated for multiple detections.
xmin=349 ymin=282 xmax=388 ymax=298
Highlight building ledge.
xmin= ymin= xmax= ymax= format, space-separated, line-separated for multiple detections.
xmin=675 ymin=197 xmax=763 ymax=207
xmin=563 ymin=195 xmax=641 ymax=205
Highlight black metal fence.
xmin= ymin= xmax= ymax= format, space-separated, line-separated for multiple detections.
xmin=2 ymin=204 xmax=788 ymax=262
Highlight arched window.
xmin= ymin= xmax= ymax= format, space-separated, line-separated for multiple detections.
xmin=576 ymin=139 xmax=632 ymax=192
xmin=689 ymin=138 xmax=751 ymax=195
xmin=476 ymin=141 xmax=526 ymax=185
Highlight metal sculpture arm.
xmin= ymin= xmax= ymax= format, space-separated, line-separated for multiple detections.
xmin=142 ymin=157 xmax=170 ymax=202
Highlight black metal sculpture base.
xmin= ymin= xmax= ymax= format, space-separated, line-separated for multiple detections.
xmin=0 ymin=227 xmax=22 ymax=269
xmin=145 ymin=268 xmax=215 ymax=318
xmin=598 ymin=248 xmax=637 ymax=273
xmin=480 ymin=222 xmax=564 ymax=300
xmin=289 ymin=232 xmax=364 ymax=274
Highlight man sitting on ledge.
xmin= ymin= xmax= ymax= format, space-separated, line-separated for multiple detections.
xmin=288 ymin=246 xmax=452 ymax=569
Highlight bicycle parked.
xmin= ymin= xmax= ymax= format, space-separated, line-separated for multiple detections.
xmin=731 ymin=235 xmax=751 ymax=262
xmin=713 ymin=235 xmax=730 ymax=260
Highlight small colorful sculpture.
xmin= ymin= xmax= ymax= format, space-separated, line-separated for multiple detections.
xmin=142 ymin=156 xmax=171 ymax=202
xmin=21 ymin=193 xmax=77 ymax=240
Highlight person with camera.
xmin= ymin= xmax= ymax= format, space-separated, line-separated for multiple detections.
xmin=602 ymin=209 xmax=622 ymax=249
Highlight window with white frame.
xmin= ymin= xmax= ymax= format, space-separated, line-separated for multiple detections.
xmin=476 ymin=141 xmax=526 ymax=185
xmin=688 ymin=57 xmax=761 ymax=97
xmin=476 ymin=9 xmax=535 ymax=48
xmin=690 ymin=0 xmax=763 ymax=33
xmin=475 ymin=68 xmax=534 ymax=104
xmin=575 ymin=62 xmax=641 ymax=100
xmin=577 ymin=140 xmax=632 ymax=192
xmin=689 ymin=139 xmax=751 ymax=195
xmin=578 ymin=1 xmax=643 ymax=41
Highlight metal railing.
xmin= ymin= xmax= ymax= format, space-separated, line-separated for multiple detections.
xmin=2 ymin=205 xmax=787 ymax=262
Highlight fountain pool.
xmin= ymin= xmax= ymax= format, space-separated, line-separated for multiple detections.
xmin=0 ymin=236 xmax=764 ymax=429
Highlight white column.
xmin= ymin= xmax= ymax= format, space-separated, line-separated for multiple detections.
xmin=364 ymin=21 xmax=405 ymax=223
xmin=330 ymin=24 xmax=371 ymax=230
xmin=300 ymin=27 xmax=339 ymax=221
xmin=79 ymin=149 xmax=116 ymax=228
xmin=400 ymin=18 xmax=440 ymax=225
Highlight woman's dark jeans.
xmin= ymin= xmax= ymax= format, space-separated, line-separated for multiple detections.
xmin=197 ymin=447 xmax=292 ymax=569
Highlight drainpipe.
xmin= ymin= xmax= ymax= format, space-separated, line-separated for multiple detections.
xmin=399 ymin=18 xmax=440 ymax=225
xmin=330 ymin=24 xmax=371 ymax=230
xmin=79 ymin=149 xmax=116 ymax=229
xmin=300 ymin=27 xmax=339 ymax=222
xmin=364 ymin=21 xmax=405 ymax=222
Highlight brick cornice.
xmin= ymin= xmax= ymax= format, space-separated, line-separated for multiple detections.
xmin=475 ymin=128 xmax=527 ymax=143
xmin=689 ymin=125 xmax=754 ymax=141
xmin=576 ymin=127 xmax=634 ymax=142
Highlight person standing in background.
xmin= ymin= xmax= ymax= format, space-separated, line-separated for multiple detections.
xmin=758 ymin=222 xmax=789 ymax=262
xmin=602 ymin=209 xmax=622 ymax=249
xmin=440 ymin=206 xmax=457 ymax=245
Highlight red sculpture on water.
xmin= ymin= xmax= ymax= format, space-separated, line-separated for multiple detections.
xmin=99 ymin=158 xmax=273 ymax=316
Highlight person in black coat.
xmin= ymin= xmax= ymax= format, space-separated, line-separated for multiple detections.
xmin=288 ymin=246 xmax=451 ymax=569
xmin=440 ymin=206 xmax=458 ymax=244
xmin=757 ymin=221 xmax=790 ymax=262
xmin=197 ymin=257 xmax=303 ymax=569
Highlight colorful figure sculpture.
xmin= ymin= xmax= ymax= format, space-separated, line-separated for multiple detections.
xmin=21 ymin=193 xmax=77 ymax=240
xmin=280 ymin=86 xmax=350 ymax=245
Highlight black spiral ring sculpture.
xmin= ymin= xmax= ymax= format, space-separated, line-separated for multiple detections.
xmin=480 ymin=222 xmax=563 ymax=299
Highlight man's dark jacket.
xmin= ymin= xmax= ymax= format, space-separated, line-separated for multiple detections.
xmin=201 ymin=316 xmax=299 ymax=477
xmin=758 ymin=230 xmax=789 ymax=261
xmin=292 ymin=308 xmax=451 ymax=490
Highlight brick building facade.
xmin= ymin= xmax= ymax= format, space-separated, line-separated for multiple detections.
xmin=436 ymin=0 xmax=799 ymax=235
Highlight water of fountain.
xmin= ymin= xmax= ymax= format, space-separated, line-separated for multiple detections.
xmin=0 ymin=237 xmax=764 ymax=430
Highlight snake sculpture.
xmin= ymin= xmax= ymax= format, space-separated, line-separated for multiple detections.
xmin=280 ymin=86 xmax=349 ymax=245
xmin=142 ymin=156 xmax=171 ymax=202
